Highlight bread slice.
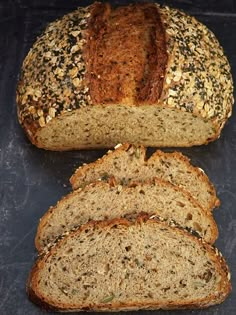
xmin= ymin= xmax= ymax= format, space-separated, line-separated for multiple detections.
xmin=28 ymin=216 xmax=231 ymax=311
xmin=70 ymin=144 xmax=219 ymax=211
xmin=35 ymin=178 xmax=218 ymax=251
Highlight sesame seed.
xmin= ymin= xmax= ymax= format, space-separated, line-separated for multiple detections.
xmin=37 ymin=109 xmax=44 ymax=117
xmin=46 ymin=115 xmax=52 ymax=123
xmin=114 ymin=143 xmax=122 ymax=149
xmin=49 ymin=107 xmax=56 ymax=117
xmin=39 ymin=116 xmax=46 ymax=127
xmin=166 ymin=77 xmax=171 ymax=85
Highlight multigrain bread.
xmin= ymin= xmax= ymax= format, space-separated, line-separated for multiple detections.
xmin=16 ymin=2 xmax=234 ymax=150
xmin=28 ymin=216 xmax=231 ymax=311
xmin=70 ymin=144 xmax=219 ymax=211
xmin=35 ymin=178 xmax=218 ymax=251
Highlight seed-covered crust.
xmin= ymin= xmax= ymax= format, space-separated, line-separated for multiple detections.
xmin=16 ymin=6 xmax=92 ymax=139
xmin=16 ymin=2 xmax=234 ymax=146
xmin=159 ymin=5 xmax=234 ymax=132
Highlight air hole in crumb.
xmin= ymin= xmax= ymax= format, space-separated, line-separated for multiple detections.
xmin=125 ymin=246 xmax=131 ymax=252
xmin=176 ymin=201 xmax=185 ymax=207
xmin=202 ymin=270 xmax=212 ymax=282
xmin=188 ymin=259 xmax=195 ymax=266
xmin=186 ymin=213 xmax=193 ymax=220
xmin=162 ymin=287 xmax=170 ymax=292
xmin=66 ymin=248 xmax=73 ymax=254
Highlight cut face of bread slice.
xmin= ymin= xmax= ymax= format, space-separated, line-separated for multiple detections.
xmin=24 ymin=105 xmax=220 ymax=150
xmin=35 ymin=179 xmax=218 ymax=252
xmin=70 ymin=144 xmax=219 ymax=211
xmin=28 ymin=217 xmax=231 ymax=311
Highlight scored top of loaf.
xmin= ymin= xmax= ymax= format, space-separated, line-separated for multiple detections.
xmin=16 ymin=2 xmax=234 ymax=139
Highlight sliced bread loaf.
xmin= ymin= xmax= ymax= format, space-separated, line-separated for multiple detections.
xmin=35 ymin=178 xmax=218 ymax=251
xmin=70 ymin=144 xmax=219 ymax=211
xmin=28 ymin=216 xmax=231 ymax=311
xmin=17 ymin=3 xmax=233 ymax=150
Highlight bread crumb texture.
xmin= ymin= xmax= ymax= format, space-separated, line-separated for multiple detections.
xmin=35 ymin=178 xmax=218 ymax=251
xmin=28 ymin=218 xmax=231 ymax=311
xmin=70 ymin=144 xmax=219 ymax=211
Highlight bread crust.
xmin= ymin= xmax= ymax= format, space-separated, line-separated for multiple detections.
xmin=35 ymin=176 xmax=218 ymax=252
xmin=149 ymin=149 xmax=220 ymax=209
xmin=86 ymin=3 xmax=167 ymax=105
xmin=16 ymin=3 xmax=234 ymax=150
xmin=28 ymin=215 xmax=231 ymax=311
xmin=70 ymin=143 xmax=219 ymax=211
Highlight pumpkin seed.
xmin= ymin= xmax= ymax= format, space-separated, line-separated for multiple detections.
xmin=101 ymin=294 xmax=115 ymax=303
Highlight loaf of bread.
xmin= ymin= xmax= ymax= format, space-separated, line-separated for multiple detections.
xmin=16 ymin=2 xmax=233 ymax=150
xmin=35 ymin=178 xmax=218 ymax=251
xmin=28 ymin=216 xmax=231 ymax=311
xmin=70 ymin=144 xmax=219 ymax=211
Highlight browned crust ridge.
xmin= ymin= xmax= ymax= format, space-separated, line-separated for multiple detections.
xmin=86 ymin=2 xmax=167 ymax=105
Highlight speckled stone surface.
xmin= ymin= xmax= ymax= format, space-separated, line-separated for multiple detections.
xmin=0 ymin=0 xmax=236 ymax=314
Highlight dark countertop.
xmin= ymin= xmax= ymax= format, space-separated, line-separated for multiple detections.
xmin=0 ymin=1 xmax=236 ymax=314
